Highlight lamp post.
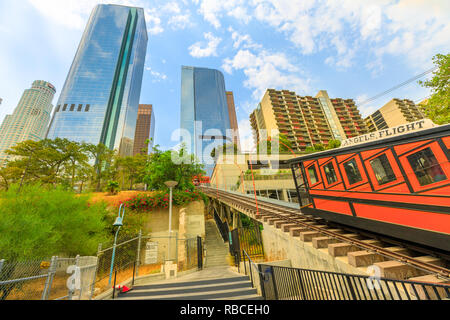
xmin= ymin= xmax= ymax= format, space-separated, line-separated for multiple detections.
xmin=164 ymin=181 xmax=178 ymax=261
xmin=108 ymin=204 xmax=125 ymax=285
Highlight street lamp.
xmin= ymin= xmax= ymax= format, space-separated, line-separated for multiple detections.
xmin=164 ymin=181 xmax=178 ymax=261
xmin=108 ymin=204 xmax=126 ymax=285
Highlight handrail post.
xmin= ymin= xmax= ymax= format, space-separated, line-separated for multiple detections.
xmin=90 ymin=243 xmax=102 ymax=300
xmin=136 ymin=230 xmax=142 ymax=277
xmin=258 ymin=264 xmax=266 ymax=300
xmin=271 ymin=266 xmax=279 ymax=300
xmin=42 ymin=256 xmax=57 ymax=300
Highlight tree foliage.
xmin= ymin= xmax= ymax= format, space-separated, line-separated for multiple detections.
xmin=144 ymin=144 xmax=205 ymax=192
xmin=0 ymin=184 xmax=109 ymax=261
xmin=305 ymin=139 xmax=342 ymax=154
xmin=418 ymin=53 xmax=450 ymax=125
xmin=257 ymin=134 xmax=293 ymax=154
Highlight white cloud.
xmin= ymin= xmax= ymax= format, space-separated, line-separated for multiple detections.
xmin=188 ymin=32 xmax=222 ymax=58
xmin=228 ymin=27 xmax=262 ymax=50
xmin=198 ymin=0 xmax=450 ymax=72
xmin=168 ymin=13 xmax=194 ymax=30
xmin=145 ymin=67 xmax=168 ymax=82
xmin=223 ymin=49 xmax=310 ymax=101
xmin=196 ymin=0 xmax=250 ymax=28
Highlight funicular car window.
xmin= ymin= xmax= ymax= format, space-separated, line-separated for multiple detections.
xmin=343 ymin=158 xmax=363 ymax=185
xmin=308 ymin=165 xmax=319 ymax=185
xmin=370 ymin=154 xmax=396 ymax=185
xmin=323 ymin=162 xmax=338 ymax=185
xmin=407 ymin=147 xmax=447 ymax=186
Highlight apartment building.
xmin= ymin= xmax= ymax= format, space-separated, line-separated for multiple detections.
xmin=364 ymin=98 xmax=426 ymax=132
xmin=250 ymin=89 xmax=368 ymax=152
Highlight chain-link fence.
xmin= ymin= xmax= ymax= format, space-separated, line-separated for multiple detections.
xmin=0 ymin=256 xmax=97 ymax=301
xmin=1 ymin=232 xmax=204 ymax=300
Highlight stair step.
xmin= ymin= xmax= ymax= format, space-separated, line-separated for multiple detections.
xmin=123 ymin=281 xmax=253 ymax=298
xmin=118 ymin=288 xmax=258 ymax=300
xmin=132 ymin=276 xmax=250 ymax=290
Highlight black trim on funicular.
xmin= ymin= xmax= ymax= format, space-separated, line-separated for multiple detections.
xmin=310 ymin=194 xmax=450 ymax=215
xmin=362 ymin=147 xmax=390 ymax=162
xmin=437 ymin=137 xmax=450 ymax=162
xmin=390 ymin=146 xmax=414 ymax=193
xmin=302 ymin=207 xmax=450 ymax=252
xmin=396 ymin=139 xmax=435 ymax=157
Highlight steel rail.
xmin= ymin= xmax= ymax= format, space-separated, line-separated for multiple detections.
xmin=201 ymin=187 xmax=450 ymax=279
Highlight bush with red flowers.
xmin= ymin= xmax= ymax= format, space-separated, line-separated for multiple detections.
xmin=118 ymin=190 xmax=207 ymax=211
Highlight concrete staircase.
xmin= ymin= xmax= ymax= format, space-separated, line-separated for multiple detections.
xmin=204 ymin=220 xmax=230 ymax=268
xmin=116 ymin=267 xmax=261 ymax=300
xmin=116 ymin=220 xmax=262 ymax=300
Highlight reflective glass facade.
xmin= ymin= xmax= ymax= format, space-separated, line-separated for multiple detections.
xmin=181 ymin=66 xmax=232 ymax=176
xmin=47 ymin=4 xmax=148 ymax=156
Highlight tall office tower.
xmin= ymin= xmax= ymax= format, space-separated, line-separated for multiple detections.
xmin=180 ymin=66 xmax=232 ymax=176
xmin=0 ymin=81 xmax=56 ymax=164
xmin=250 ymin=89 xmax=368 ymax=152
xmin=364 ymin=98 xmax=426 ymax=132
xmin=46 ymin=4 xmax=148 ymax=157
xmin=226 ymin=91 xmax=241 ymax=151
xmin=133 ymin=104 xmax=155 ymax=155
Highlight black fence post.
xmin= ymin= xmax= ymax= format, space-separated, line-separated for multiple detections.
xmin=296 ymin=269 xmax=307 ymax=300
xmin=197 ymin=236 xmax=203 ymax=270
xmin=345 ymin=274 xmax=357 ymax=300
xmin=258 ymin=264 xmax=266 ymax=300
xmin=271 ymin=266 xmax=279 ymax=300
xmin=132 ymin=261 xmax=136 ymax=286
xmin=243 ymin=250 xmax=247 ymax=275
xmin=112 ymin=270 xmax=117 ymax=300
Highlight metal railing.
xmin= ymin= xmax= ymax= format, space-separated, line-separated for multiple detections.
xmin=257 ymin=264 xmax=450 ymax=301
xmin=213 ymin=211 xmax=229 ymax=243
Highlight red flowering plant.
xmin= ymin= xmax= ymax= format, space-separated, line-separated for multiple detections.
xmin=118 ymin=190 xmax=206 ymax=211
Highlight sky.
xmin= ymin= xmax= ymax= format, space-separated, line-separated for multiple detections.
xmin=0 ymin=0 xmax=449 ymax=152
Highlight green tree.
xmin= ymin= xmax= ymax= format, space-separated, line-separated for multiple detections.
xmin=211 ymin=143 xmax=238 ymax=158
xmin=326 ymin=139 xmax=342 ymax=150
xmin=257 ymin=134 xmax=293 ymax=154
xmin=85 ymin=143 xmax=115 ymax=192
xmin=418 ymin=53 xmax=450 ymax=124
xmin=144 ymin=145 xmax=205 ymax=191
xmin=0 ymin=184 xmax=109 ymax=260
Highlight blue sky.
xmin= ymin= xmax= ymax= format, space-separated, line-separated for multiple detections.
xmin=0 ymin=0 xmax=449 ymax=151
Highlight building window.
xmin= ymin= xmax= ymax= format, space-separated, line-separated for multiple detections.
xmin=85 ymin=104 xmax=90 ymax=112
xmin=407 ymin=147 xmax=447 ymax=186
xmin=307 ymin=165 xmax=318 ymax=185
xmin=55 ymin=105 xmax=61 ymax=112
xmin=78 ymin=104 xmax=83 ymax=112
xmin=343 ymin=158 xmax=363 ymax=185
xmin=70 ymin=104 xmax=75 ymax=111
xmin=370 ymin=154 xmax=396 ymax=185
xmin=63 ymin=104 xmax=68 ymax=111
xmin=323 ymin=162 xmax=338 ymax=185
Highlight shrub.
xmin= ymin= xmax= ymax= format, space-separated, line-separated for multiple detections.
xmin=119 ymin=190 xmax=205 ymax=211
xmin=0 ymin=184 xmax=109 ymax=260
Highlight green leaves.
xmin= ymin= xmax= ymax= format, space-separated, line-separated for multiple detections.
xmin=119 ymin=190 xmax=205 ymax=211
xmin=418 ymin=53 xmax=450 ymax=125
xmin=0 ymin=184 xmax=109 ymax=260
xmin=143 ymin=145 xmax=205 ymax=192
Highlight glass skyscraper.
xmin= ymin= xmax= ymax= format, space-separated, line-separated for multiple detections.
xmin=47 ymin=4 xmax=148 ymax=156
xmin=180 ymin=66 xmax=233 ymax=176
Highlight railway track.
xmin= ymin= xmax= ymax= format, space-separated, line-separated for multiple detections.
xmin=200 ymin=186 xmax=450 ymax=282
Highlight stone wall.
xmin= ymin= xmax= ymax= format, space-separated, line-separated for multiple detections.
xmin=260 ymin=220 xmax=367 ymax=276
